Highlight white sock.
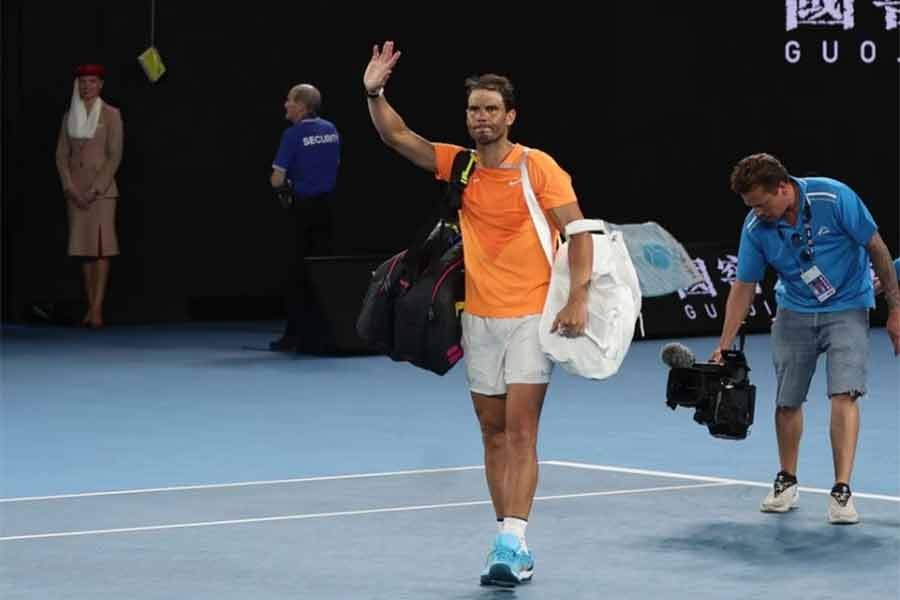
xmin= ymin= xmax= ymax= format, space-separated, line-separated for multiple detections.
xmin=496 ymin=518 xmax=504 ymax=533
xmin=502 ymin=517 xmax=528 ymax=552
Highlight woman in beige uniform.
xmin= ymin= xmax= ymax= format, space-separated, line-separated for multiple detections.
xmin=55 ymin=64 xmax=123 ymax=328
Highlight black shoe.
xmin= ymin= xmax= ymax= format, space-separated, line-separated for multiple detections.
xmin=269 ymin=335 xmax=300 ymax=352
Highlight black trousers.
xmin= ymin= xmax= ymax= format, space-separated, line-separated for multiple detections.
xmin=284 ymin=195 xmax=333 ymax=337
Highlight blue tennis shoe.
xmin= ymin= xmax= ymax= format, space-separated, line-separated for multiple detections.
xmin=479 ymin=533 xmax=534 ymax=587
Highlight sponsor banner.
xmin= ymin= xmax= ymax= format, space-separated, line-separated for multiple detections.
xmin=784 ymin=1 xmax=899 ymax=65
xmin=638 ymin=241 xmax=888 ymax=339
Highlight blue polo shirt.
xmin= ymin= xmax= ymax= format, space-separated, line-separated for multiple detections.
xmin=736 ymin=176 xmax=877 ymax=312
xmin=272 ymin=117 xmax=340 ymax=198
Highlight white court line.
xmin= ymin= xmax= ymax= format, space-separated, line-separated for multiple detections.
xmin=4 ymin=460 xmax=898 ymax=503
xmin=0 ymin=465 xmax=487 ymax=503
xmin=545 ymin=460 xmax=900 ymax=503
xmin=0 ymin=481 xmax=731 ymax=542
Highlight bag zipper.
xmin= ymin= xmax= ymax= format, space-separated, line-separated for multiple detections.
xmin=430 ymin=258 xmax=463 ymax=303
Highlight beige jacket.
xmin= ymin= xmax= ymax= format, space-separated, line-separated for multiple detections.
xmin=55 ymin=102 xmax=123 ymax=256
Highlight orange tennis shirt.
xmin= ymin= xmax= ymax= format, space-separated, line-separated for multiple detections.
xmin=434 ymin=143 xmax=577 ymax=317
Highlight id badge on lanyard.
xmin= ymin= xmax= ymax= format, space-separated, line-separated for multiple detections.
xmin=801 ymin=265 xmax=836 ymax=302
xmin=790 ymin=199 xmax=835 ymax=303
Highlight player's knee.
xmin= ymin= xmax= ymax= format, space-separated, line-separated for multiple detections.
xmin=479 ymin=422 xmax=506 ymax=449
xmin=505 ymin=426 xmax=538 ymax=452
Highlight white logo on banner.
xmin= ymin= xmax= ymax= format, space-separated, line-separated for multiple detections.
xmin=677 ymin=256 xmax=774 ymax=322
xmin=873 ymin=1 xmax=900 ymax=29
xmin=678 ymin=258 xmax=719 ymax=320
xmin=717 ymin=254 xmax=740 ymax=286
xmin=715 ymin=255 xmax=771 ymax=319
xmin=678 ymin=258 xmax=718 ymax=300
xmin=786 ymin=0 xmax=856 ymax=31
xmin=784 ymin=0 xmax=898 ymax=63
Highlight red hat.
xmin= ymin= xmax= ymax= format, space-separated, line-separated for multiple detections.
xmin=75 ymin=64 xmax=106 ymax=78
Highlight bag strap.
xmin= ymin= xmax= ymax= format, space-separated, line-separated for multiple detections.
xmin=565 ymin=219 xmax=607 ymax=236
xmin=443 ymin=149 xmax=477 ymax=216
xmin=518 ymin=147 xmax=555 ymax=266
xmin=520 ymin=150 xmax=607 ymax=266
xmin=402 ymin=149 xmax=476 ymax=277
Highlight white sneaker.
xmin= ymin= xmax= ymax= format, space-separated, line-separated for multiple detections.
xmin=828 ymin=485 xmax=859 ymax=525
xmin=760 ymin=472 xmax=799 ymax=513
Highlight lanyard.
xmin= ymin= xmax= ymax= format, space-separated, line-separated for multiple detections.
xmin=778 ymin=197 xmax=814 ymax=264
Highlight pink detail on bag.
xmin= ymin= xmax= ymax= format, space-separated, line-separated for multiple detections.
xmin=379 ymin=251 xmax=406 ymax=294
xmin=446 ymin=344 xmax=464 ymax=364
xmin=431 ymin=259 xmax=463 ymax=303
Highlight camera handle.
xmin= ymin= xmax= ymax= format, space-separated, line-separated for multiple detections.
xmin=737 ymin=321 xmax=747 ymax=352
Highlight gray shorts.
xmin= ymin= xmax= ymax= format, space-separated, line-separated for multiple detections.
xmin=771 ymin=308 xmax=869 ymax=407
xmin=461 ymin=313 xmax=553 ymax=396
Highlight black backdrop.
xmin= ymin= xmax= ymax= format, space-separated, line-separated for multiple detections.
xmin=3 ymin=1 xmax=897 ymax=328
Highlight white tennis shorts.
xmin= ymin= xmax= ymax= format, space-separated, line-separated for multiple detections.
xmin=461 ymin=313 xmax=553 ymax=395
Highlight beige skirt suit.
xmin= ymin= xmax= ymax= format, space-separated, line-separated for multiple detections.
xmin=55 ymin=103 xmax=123 ymax=257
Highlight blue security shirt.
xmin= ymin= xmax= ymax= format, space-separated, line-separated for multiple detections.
xmin=272 ymin=117 xmax=340 ymax=198
xmin=736 ymin=176 xmax=877 ymax=312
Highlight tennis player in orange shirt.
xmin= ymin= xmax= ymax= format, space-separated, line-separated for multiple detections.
xmin=365 ymin=41 xmax=594 ymax=587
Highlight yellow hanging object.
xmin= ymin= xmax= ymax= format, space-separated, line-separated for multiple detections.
xmin=137 ymin=46 xmax=166 ymax=83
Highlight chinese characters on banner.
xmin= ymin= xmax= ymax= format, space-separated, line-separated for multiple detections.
xmin=639 ymin=245 xmax=777 ymax=339
xmin=638 ymin=243 xmax=887 ymax=339
xmin=783 ymin=1 xmax=899 ymax=64
xmin=786 ymin=0 xmax=856 ymax=31
xmin=786 ymin=0 xmax=900 ymax=30
xmin=872 ymin=1 xmax=900 ymax=29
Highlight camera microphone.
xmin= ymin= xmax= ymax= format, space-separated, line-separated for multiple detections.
xmin=660 ymin=342 xmax=696 ymax=369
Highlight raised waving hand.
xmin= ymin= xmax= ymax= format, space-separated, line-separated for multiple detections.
xmin=364 ymin=41 xmax=401 ymax=94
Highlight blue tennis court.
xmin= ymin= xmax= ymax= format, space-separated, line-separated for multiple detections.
xmin=2 ymin=323 xmax=898 ymax=599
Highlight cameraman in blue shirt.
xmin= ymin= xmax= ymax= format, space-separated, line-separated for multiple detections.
xmin=714 ymin=153 xmax=899 ymax=524
xmin=269 ymin=84 xmax=340 ymax=351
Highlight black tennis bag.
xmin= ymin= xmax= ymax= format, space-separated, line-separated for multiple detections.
xmin=356 ymin=150 xmax=475 ymax=375
xmin=356 ymin=248 xmax=406 ymax=356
